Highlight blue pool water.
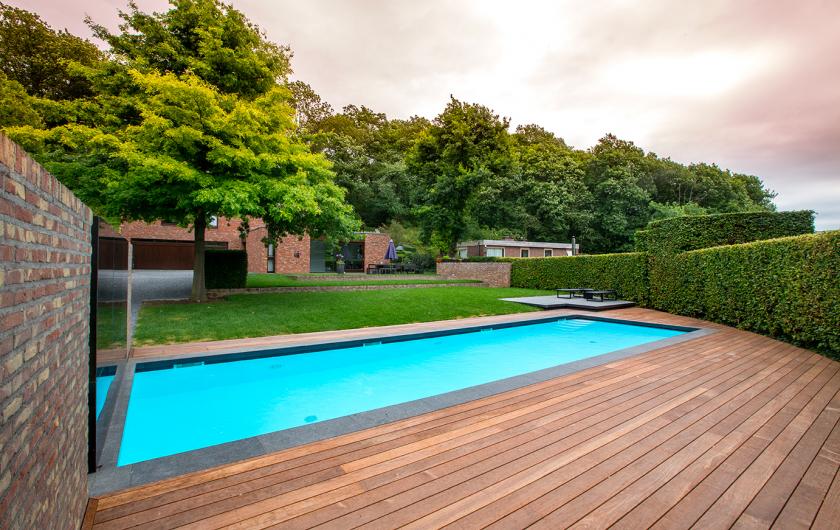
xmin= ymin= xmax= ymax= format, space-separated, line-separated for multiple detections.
xmin=118 ymin=318 xmax=684 ymax=465
xmin=96 ymin=375 xmax=115 ymax=418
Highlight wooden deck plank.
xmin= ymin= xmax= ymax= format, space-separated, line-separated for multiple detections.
xmin=86 ymin=309 xmax=840 ymax=530
xmin=645 ymin=362 xmax=840 ymax=529
xmin=462 ymin=343 xmax=810 ymax=530
xmin=772 ymin=419 xmax=840 ymax=529
xmin=732 ymin=388 xmax=840 ymax=529
xmin=562 ymin=362 xmax=839 ymax=530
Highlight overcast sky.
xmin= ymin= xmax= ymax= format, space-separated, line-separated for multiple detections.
xmin=15 ymin=0 xmax=840 ymax=229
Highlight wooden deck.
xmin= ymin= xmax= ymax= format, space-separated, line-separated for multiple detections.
xmin=87 ymin=308 xmax=840 ymax=529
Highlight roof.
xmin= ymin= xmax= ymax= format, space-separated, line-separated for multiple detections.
xmin=457 ymin=239 xmax=578 ymax=249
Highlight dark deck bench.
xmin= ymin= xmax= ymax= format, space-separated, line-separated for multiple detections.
xmin=555 ymin=288 xmax=594 ymax=299
xmin=585 ymin=289 xmax=618 ymax=302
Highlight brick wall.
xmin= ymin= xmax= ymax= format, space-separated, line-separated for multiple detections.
xmin=244 ymin=222 xmax=310 ymax=274
xmin=363 ymin=233 xmax=392 ymax=271
xmin=120 ymin=218 xmax=244 ymax=248
xmin=0 ymin=134 xmax=90 ymax=529
xmin=436 ymin=262 xmax=512 ymax=287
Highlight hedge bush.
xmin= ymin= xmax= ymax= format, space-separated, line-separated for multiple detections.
xmin=510 ymin=253 xmax=649 ymax=303
xmin=635 ymin=210 xmax=814 ymax=254
xmin=650 ymin=231 xmax=839 ymax=354
xmin=204 ymin=249 xmax=248 ymax=289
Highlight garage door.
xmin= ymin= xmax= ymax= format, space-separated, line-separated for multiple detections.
xmin=132 ymin=240 xmax=227 ymax=270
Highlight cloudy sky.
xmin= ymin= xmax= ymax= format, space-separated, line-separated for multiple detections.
xmin=16 ymin=0 xmax=840 ymax=229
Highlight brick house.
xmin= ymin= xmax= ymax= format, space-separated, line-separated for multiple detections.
xmin=456 ymin=238 xmax=580 ymax=258
xmin=102 ymin=218 xmax=392 ymax=273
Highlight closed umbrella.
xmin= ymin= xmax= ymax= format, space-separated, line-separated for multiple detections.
xmin=385 ymin=239 xmax=398 ymax=260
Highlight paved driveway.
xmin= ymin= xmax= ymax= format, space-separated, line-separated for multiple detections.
xmin=98 ymin=269 xmax=193 ymax=327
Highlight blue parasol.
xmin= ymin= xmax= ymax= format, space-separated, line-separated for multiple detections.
xmin=385 ymin=239 xmax=398 ymax=260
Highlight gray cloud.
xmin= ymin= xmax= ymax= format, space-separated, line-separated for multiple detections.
xmin=12 ymin=0 xmax=840 ymax=229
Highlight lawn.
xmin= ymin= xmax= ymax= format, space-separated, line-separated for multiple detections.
xmin=96 ymin=302 xmax=127 ymax=350
xmin=245 ymin=273 xmax=480 ymax=288
xmin=133 ymin=287 xmax=549 ymax=346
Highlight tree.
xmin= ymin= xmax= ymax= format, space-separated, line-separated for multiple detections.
xmin=8 ymin=0 xmax=357 ymax=302
xmin=0 ymin=73 xmax=43 ymax=127
xmin=407 ymin=97 xmax=512 ymax=253
xmin=287 ymin=80 xmax=333 ymax=130
xmin=0 ymin=2 xmax=101 ymax=100
xmin=88 ymin=0 xmax=290 ymax=98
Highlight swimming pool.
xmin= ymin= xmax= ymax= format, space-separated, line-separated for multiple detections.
xmin=116 ymin=317 xmax=687 ymax=466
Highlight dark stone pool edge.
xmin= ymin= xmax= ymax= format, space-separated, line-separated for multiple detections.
xmin=89 ymin=317 xmax=716 ymax=496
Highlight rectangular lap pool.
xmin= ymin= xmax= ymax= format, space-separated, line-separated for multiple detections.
xmin=116 ymin=317 xmax=688 ymax=466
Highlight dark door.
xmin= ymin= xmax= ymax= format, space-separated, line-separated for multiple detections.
xmin=309 ymin=240 xmax=326 ymax=272
xmin=132 ymin=240 xmax=194 ymax=269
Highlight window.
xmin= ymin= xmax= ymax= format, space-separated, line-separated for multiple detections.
xmin=457 ymin=248 xmax=468 ymax=259
xmin=544 ymin=249 xmax=553 ymax=257
xmin=209 ymin=216 xmax=218 ymax=228
xmin=266 ymin=243 xmax=275 ymax=273
xmin=520 ymin=249 xmax=530 ymax=258
xmin=485 ymin=247 xmax=504 ymax=257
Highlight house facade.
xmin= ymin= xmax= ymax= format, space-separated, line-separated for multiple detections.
xmin=456 ymin=238 xmax=580 ymax=258
xmin=100 ymin=218 xmax=392 ymax=273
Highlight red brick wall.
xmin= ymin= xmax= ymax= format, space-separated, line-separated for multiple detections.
xmin=436 ymin=262 xmax=511 ymax=287
xmin=0 ymin=134 xmax=90 ymax=529
xmin=243 ymin=221 xmax=310 ymax=274
xmin=363 ymin=233 xmax=392 ymax=271
xmin=120 ymin=218 xmax=244 ymax=248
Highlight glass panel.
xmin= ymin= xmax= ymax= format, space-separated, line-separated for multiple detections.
xmin=520 ymin=249 xmax=529 ymax=258
xmin=486 ymin=247 xmax=503 ymax=257
xmin=544 ymin=249 xmax=552 ymax=257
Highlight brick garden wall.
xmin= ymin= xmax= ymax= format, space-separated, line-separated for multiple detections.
xmin=436 ymin=262 xmax=512 ymax=287
xmin=363 ymin=233 xmax=392 ymax=271
xmin=0 ymin=134 xmax=91 ymax=529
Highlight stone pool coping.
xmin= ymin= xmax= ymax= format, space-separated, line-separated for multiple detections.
xmin=89 ymin=311 xmax=716 ymax=496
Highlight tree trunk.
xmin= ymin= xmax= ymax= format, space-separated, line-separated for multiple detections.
xmin=191 ymin=215 xmax=207 ymax=303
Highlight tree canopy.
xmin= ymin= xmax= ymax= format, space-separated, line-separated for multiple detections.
xmin=3 ymin=0 xmax=779 ymax=275
xmin=0 ymin=2 xmax=102 ymax=100
xmin=4 ymin=0 xmax=357 ymax=301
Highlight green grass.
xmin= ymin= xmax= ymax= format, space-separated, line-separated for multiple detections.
xmin=245 ymin=273 xmax=480 ymax=288
xmin=96 ymin=302 xmax=127 ymax=350
xmin=134 ymin=287 xmax=549 ymax=346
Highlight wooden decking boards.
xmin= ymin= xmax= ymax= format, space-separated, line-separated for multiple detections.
xmin=87 ymin=308 xmax=840 ymax=529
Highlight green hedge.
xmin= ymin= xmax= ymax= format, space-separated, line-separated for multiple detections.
xmin=510 ymin=253 xmax=649 ymax=303
xmin=635 ymin=210 xmax=814 ymax=254
xmin=205 ymin=250 xmax=248 ymax=289
xmin=650 ymin=231 xmax=839 ymax=354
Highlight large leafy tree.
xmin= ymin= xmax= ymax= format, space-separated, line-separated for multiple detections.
xmin=408 ymin=97 xmax=512 ymax=253
xmin=0 ymin=2 xmax=102 ymax=100
xmin=7 ymin=0 xmax=357 ymax=301
xmin=303 ymin=104 xmax=430 ymax=228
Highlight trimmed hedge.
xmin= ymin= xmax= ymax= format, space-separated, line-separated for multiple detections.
xmin=205 ymin=249 xmax=248 ymax=289
xmin=635 ymin=210 xmax=814 ymax=254
xmin=510 ymin=253 xmax=649 ymax=304
xmin=650 ymin=231 xmax=839 ymax=354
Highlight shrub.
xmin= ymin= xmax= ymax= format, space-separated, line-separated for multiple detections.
xmin=650 ymin=231 xmax=839 ymax=354
xmin=510 ymin=253 xmax=649 ymax=303
xmin=204 ymin=249 xmax=248 ymax=289
xmin=635 ymin=210 xmax=814 ymax=254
